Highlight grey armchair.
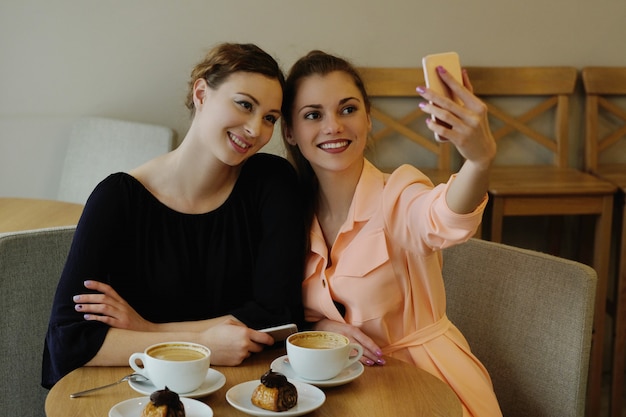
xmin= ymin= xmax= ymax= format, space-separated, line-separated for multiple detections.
xmin=443 ymin=238 xmax=597 ymax=417
xmin=0 ymin=226 xmax=75 ymax=417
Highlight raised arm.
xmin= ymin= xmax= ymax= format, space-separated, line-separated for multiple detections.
xmin=417 ymin=66 xmax=496 ymax=214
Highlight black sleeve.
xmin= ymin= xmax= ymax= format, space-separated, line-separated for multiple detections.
xmin=229 ymin=154 xmax=306 ymax=330
xmin=42 ymin=175 xmax=128 ymax=388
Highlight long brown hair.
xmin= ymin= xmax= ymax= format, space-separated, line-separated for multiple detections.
xmin=281 ymin=50 xmax=371 ymax=245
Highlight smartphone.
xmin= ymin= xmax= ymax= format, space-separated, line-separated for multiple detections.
xmin=421 ymin=52 xmax=464 ymax=141
xmin=259 ymin=323 xmax=298 ymax=342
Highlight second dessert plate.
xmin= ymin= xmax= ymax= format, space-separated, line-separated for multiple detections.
xmin=226 ymin=379 xmax=325 ymax=417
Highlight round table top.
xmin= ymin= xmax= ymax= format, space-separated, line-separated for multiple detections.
xmin=45 ymin=347 xmax=461 ymax=417
xmin=0 ymin=197 xmax=83 ymax=233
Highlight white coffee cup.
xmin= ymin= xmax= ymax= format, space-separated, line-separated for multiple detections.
xmin=286 ymin=331 xmax=364 ymax=381
xmin=129 ymin=341 xmax=210 ymax=393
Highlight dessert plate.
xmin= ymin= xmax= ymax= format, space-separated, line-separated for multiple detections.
xmin=226 ymin=379 xmax=325 ymax=417
xmin=270 ymin=354 xmax=364 ymax=387
xmin=129 ymin=368 xmax=225 ymax=399
xmin=109 ymin=396 xmax=213 ymax=417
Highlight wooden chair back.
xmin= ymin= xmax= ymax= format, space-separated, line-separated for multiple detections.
xmin=582 ymin=67 xmax=626 ymax=174
xmin=466 ymin=66 xmax=578 ymax=168
xmin=357 ymin=67 xmax=454 ymax=179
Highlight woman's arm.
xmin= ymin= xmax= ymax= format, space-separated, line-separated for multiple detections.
xmin=74 ymin=280 xmax=236 ymax=332
xmin=417 ymin=67 xmax=496 ymax=214
xmin=74 ymin=280 xmax=274 ymax=366
xmin=86 ymin=317 xmax=272 ymax=367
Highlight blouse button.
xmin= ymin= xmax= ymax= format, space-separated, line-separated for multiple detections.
xmin=322 ymin=279 xmax=326 ymax=288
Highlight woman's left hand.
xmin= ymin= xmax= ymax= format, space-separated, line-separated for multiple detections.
xmin=312 ymin=318 xmax=386 ymax=367
xmin=73 ymin=280 xmax=155 ymax=331
xmin=417 ymin=66 xmax=496 ymax=169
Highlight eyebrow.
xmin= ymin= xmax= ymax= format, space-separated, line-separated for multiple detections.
xmin=238 ymin=92 xmax=281 ymax=115
xmin=297 ymin=96 xmax=361 ymax=114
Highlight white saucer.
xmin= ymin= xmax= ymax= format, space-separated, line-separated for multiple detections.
xmin=270 ymin=355 xmax=364 ymax=387
xmin=128 ymin=368 xmax=225 ymax=399
xmin=226 ymin=379 xmax=325 ymax=417
xmin=109 ymin=396 xmax=213 ymax=417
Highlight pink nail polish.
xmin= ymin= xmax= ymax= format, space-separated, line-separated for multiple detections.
xmin=437 ymin=65 xmax=447 ymax=74
xmin=416 ymin=86 xmax=426 ymax=94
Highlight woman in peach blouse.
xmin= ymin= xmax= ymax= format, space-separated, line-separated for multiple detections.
xmin=281 ymin=51 xmax=502 ymax=417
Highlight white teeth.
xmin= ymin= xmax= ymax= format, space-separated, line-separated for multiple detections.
xmin=319 ymin=141 xmax=349 ymax=149
xmin=229 ymin=132 xmax=250 ymax=148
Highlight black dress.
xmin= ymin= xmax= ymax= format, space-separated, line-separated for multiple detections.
xmin=42 ymin=153 xmax=304 ymax=388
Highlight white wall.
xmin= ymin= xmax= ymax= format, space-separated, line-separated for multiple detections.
xmin=1 ymin=0 xmax=625 ymax=199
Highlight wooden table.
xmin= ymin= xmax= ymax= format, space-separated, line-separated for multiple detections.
xmin=45 ymin=348 xmax=462 ymax=417
xmin=0 ymin=197 xmax=83 ymax=232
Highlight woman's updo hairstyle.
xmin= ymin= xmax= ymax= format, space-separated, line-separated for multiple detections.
xmin=185 ymin=43 xmax=285 ymax=117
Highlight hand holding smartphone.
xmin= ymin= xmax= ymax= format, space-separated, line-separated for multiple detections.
xmin=259 ymin=323 xmax=298 ymax=342
xmin=421 ymin=52 xmax=464 ymax=141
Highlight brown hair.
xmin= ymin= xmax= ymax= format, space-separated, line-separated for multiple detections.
xmin=281 ymin=51 xmax=371 ymax=243
xmin=185 ymin=43 xmax=285 ymax=117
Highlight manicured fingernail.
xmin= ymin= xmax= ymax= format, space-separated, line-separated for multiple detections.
xmin=418 ymin=102 xmax=427 ymax=109
xmin=84 ymin=280 xmax=92 ymax=286
xmin=365 ymin=359 xmax=375 ymax=366
xmin=375 ymin=350 xmax=383 ymax=357
xmin=73 ymin=295 xmax=80 ymax=302
xmin=437 ymin=65 xmax=447 ymax=74
xmin=416 ymin=86 xmax=426 ymax=94
xmin=377 ymin=358 xmax=386 ymax=365
xmin=75 ymin=304 xmax=82 ymax=310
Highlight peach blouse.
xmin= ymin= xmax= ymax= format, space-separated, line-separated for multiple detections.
xmin=302 ymin=160 xmax=502 ymax=417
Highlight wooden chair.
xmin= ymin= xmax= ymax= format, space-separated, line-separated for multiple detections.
xmin=463 ymin=66 xmax=616 ymax=416
xmin=582 ymin=66 xmax=626 ymax=417
xmin=357 ymin=67 xmax=457 ymax=184
xmin=443 ymin=238 xmax=597 ymax=417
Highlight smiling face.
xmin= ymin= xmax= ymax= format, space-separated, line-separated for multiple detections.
xmin=193 ymin=71 xmax=283 ymax=166
xmin=285 ymin=71 xmax=371 ymax=176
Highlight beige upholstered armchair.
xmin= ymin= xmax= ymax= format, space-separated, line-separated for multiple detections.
xmin=443 ymin=238 xmax=597 ymax=417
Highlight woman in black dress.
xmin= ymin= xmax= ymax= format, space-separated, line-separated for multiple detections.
xmin=43 ymin=43 xmax=304 ymax=388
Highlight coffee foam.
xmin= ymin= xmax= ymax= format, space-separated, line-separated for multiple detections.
xmin=148 ymin=343 xmax=208 ymax=361
xmin=289 ymin=332 xmax=347 ymax=349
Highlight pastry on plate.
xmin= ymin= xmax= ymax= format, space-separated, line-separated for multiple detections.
xmin=251 ymin=369 xmax=298 ymax=412
xmin=141 ymin=386 xmax=185 ymax=417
